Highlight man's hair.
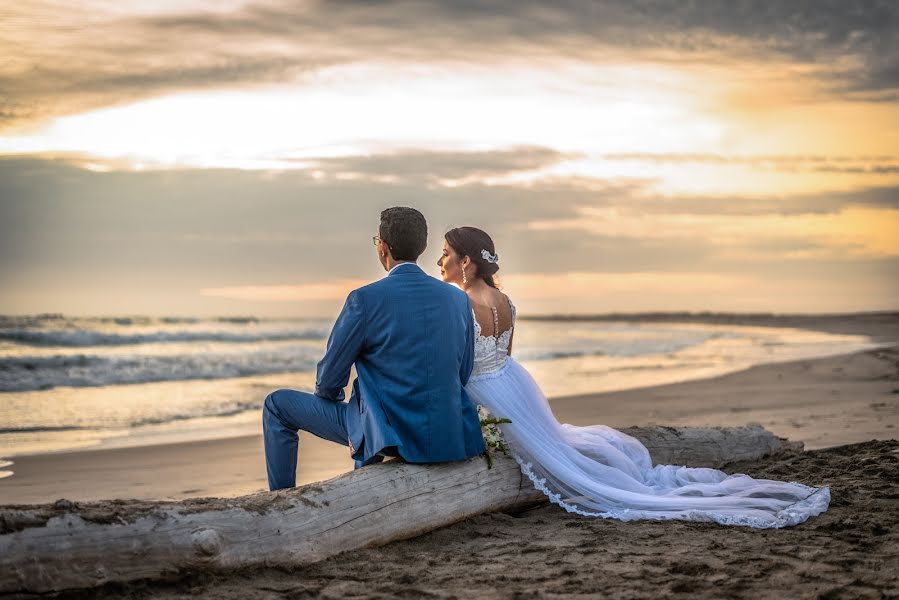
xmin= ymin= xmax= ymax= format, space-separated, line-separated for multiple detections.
xmin=379 ymin=207 xmax=428 ymax=261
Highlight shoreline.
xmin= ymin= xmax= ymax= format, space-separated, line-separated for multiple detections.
xmin=1 ymin=341 xmax=896 ymax=505
xmin=521 ymin=310 xmax=899 ymax=343
xmin=4 ymin=331 xmax=892 ymax=463
xmin=1 ymin=312 xmax=890 ymax=463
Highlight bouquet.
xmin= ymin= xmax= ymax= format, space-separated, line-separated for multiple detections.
xmin=477 ymin=404 xmax=512 ymax=469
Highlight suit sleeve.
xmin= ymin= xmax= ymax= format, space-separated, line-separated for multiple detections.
xmin=460 ymin=295 xmax=475 ymax=386
xmin=314 ymin=290 xmax=365 ymax=402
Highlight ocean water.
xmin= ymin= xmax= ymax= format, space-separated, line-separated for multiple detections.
xmin=0 ymin=314 xmax=880 ymax=463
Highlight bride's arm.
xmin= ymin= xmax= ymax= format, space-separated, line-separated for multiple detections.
xmin=506 ymin=294 xmax=515 ymax=356
xmin=460 ymin=297 xmax=475 ymax=385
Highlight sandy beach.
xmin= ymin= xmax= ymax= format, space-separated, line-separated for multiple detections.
xmin=50 ymin=438 xmax=896 ymax=600
xmin=2 ymin=314 xmax=898 ymax=598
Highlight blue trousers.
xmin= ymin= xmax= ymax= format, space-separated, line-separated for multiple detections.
xmin=262 ymin=388 xmax=383 ymax=491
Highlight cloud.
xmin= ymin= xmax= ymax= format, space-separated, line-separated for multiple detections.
xmin=0 ymin=154 xmax=585 ymax=284
xmin=813 ymin=164 xmax=899 ymax=174
xmin=2 ymin=0 xmax=896 ymax=130
xmin=299 ymin=146 xmax=577 ymax=185
xmin=526 ymin=204 xmax=899 ymax=259
xmin=478 ymin=173 xmax=899 ymax=217
xmin=601 ymin=153 xmax=899 ymax=173
xmin=2 ymin=155 xmax=897 ymax=276
xmin=1 ymin=155 xmax=897 ymax=315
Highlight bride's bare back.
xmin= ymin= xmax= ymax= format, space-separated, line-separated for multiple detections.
xmin=468 ymin=288 xmax=515 ymax=355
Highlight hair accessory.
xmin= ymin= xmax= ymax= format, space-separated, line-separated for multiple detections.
xmin=481 ymin=249 xmax=499 ymax=264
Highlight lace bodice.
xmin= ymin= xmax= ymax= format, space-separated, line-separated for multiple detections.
xmin=472 ymin=298 xmax=516 ymax=375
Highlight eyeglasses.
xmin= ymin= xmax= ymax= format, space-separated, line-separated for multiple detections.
xmin=373 ymin=235 xmax=393 ymax=249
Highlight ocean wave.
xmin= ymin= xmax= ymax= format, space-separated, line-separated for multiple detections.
xmin=0 ymin=315 xmax=256 ymax=327
xmin=0 ymin=349 xmax=321 ymax=392
xmin=0 ymin=327 xmax=329 ymax=347
xmin=0 ymin=425 xmax=87 ymax=434
xmin=520 ymin=349 xmax=607 ymax=361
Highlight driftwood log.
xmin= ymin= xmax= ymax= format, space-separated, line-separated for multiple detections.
xmin=0 ymin=425 xmax=802 ymax=594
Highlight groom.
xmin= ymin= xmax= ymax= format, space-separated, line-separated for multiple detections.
xmin=262 ymin=207 xmax=485 ymax=490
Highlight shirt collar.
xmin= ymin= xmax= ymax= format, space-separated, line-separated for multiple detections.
xmin=387 ymin=262 xmax=418 ymax=276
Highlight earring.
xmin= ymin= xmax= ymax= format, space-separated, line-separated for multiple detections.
xmin=462 ymin=267 xmax=468 ymax=285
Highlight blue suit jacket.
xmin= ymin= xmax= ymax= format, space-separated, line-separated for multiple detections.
xmin=314 ymin=262 xmax=486 ymax=463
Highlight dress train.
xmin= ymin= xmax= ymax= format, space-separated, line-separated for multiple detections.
xmin=466 ymin=357 xmax=830 ymax=529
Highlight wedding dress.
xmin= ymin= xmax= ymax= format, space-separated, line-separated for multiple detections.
xmin=464 ymin=297 xmax=830 ymax=528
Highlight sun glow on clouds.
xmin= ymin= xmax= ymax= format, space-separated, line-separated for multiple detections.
xmin=528 ymin=206 xmax=899 ymax=259
xmin=0 ymin=61 xmax=718 ymax=165
xmin=3 ymin=59 xmax=896 ymax=198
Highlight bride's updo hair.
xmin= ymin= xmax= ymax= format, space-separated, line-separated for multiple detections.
xmin=444 ymin=227 xmax=500 ymax=289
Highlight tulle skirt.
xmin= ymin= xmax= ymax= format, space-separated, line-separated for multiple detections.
xmin=466 ymin=357 xmax=830 ymax=528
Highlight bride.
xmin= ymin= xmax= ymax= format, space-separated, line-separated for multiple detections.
xmin=437 ymin=226 xmax=831 ymax=529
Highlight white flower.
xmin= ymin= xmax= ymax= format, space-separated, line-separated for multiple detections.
xmin=477 ymin=404 xmax=511 ymax=468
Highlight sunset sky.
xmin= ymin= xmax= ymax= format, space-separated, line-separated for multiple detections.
xmin=1 ymin=0 xmax=897 ymax=317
